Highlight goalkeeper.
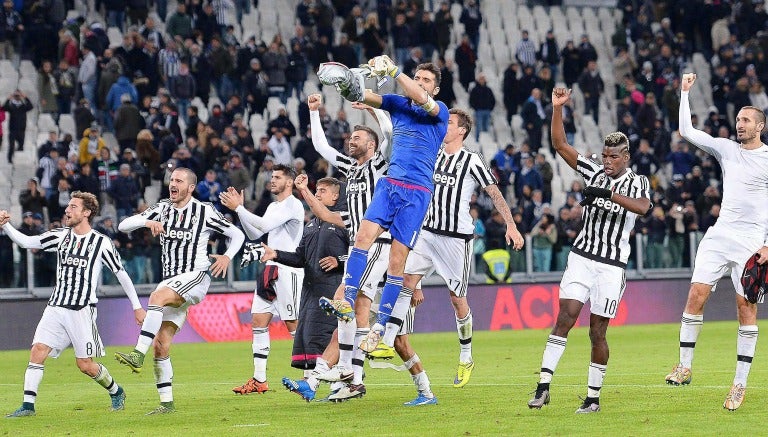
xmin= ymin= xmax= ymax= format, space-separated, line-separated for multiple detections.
xmin=315 ymin=57 xmax=449 ymax=362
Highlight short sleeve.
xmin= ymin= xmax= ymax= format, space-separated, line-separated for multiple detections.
xmin=632 ymin=174 xmax=651 ymax=200
xmin=469 ymin=152 xmax=497 ymax=189
xmin=575 ymin=154 xmax=604 ymax=185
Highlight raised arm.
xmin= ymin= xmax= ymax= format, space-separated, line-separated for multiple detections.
xmin=370 ymin=107 xmax=393 ymax=159
xmin=0 ymin=219 xmax=43 ymax=249
xmin=295 ymin=174 xmax=345 ymax=228
xmin=308 ymin=94 xmax=343 ymax=165
xmin=679 ymin=73 xmax=725 ymax=157
xmin=550 ymin=88 xmax=579 ymax=170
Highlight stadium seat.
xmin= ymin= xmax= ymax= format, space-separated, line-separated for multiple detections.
xmin=107 ymin=26 xmax=123 ymax=48
xmin=58 ymin=114 xmax=76 ymax=137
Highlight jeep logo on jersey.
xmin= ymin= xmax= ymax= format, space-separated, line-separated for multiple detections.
xmin=347 ymin=180 xmax=368 ymax=192
xmin=166 ymin=227 xmax=194 ymax=240
xmin=62 ymin=254 xmax=89 ymax=268
xmin=434 ymin=171 xmax=457 ymax=186
xmin=594 ymin=197 xmax=622 ymax=213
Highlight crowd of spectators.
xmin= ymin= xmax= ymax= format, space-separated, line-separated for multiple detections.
xmin=1 ymin=0 xmax=766 ymax=288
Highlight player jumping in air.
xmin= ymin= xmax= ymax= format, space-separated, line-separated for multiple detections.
xmin=114 ymin=167 xmax=244 ymax=414
xmin=315 ymin=56 xmax=449 ymax=365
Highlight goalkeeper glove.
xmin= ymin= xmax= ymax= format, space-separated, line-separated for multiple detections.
xmin=240 ymin=243 xmax=265 ymax=268
xmin=369 ymin=55 xmax=400 ymax=78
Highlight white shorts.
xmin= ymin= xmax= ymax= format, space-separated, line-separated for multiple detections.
xmin=157 ymin=271 xmax=212 ymax=328
xmin=559 ymin=252 xmax=626 ymax=319
xmin=32 ymin=305 xmax=105 ymax=359
xmin=252 ymin=264 xmax=304 ymax=321
xmin=405 ymin=230 xmax=472 ymax=298
xmin=692 ymin=225 xmax=763 ymax=296
xmin=358 ymin=241 xmax=391 ymax=301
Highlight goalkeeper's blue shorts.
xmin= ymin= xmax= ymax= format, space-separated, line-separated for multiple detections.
xmin=363 ymin=177 xmax=431 ymax=249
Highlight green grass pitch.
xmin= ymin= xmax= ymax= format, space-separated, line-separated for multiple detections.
xmin=0 ymin=321 xmax=764 ymax=436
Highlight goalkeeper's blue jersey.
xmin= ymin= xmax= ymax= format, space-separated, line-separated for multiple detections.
xmin=380 ymin=94 xmax=449 ymax=191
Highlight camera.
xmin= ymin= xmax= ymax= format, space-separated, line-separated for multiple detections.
xmin=676 ymin=206 xmax=683 ymax=212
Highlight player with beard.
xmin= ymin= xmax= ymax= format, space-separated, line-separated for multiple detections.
xmin=220 ymin=164 xmax=305 ymax=395
xmin=2 ymin=192 xmax=145 ymax=417
xmin=114 ymin=168 xmax=245 ymax=414
xmin=665 ymin=73 xmax=768 ymax=410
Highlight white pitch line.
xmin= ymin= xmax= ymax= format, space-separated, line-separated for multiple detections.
xmin=233 ymin=424 xmax=269 ymax=428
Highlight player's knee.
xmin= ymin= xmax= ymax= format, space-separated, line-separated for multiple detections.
xmin=75 ymin=358 xmax=93 ymax=374
xmin=153 ymin=340 xmax=169 ymax=357
xmin=588 ymin=326 xmax=607 ymax=344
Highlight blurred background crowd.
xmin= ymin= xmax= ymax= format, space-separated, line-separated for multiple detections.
xmin=0 ymin=0 xmax=765 ymax=288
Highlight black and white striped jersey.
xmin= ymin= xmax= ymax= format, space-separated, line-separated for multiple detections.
xmin=424 ymin=147 xmax=497 ymax=239
xmin=571 ymin=154 xmax=650 ymax=267
xmin=139 ymin=198 xmax=240 ymax=279
xmin=335 ymin=152 xmax=390 ymax=241
xmin=39 ymin=228 xmax=124 ymax=309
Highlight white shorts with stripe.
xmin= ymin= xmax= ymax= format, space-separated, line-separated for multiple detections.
xmin=691 ymin=225 xmax=763 ymax=296
xmin=157 ymin=271 xmax=212 ymax=328
xmin=404 ymin=230 xmax=472 ymax=298
xmin=33 ymin=305 xmax=104 ymax=359
xmin=252 ymin=264 xmax=304 ymax=321
xmin=559 ymin=252 xmax=626 ymax=319
xmin=358 ymin=241 xmax=391 ymax=301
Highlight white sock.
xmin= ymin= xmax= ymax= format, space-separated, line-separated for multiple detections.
xmin=92 ymin=363 xmax=119 ymax=395
xmin=412 ymin=371 xmax=433 ymax=398
xmin=734 ymin=325 xmax=758 ymax=386
xmin=457 ymin=310 xmax=473 ymax=363
xmin=338 ymin=320 xmax=355 ymax=369
xmin=352 ymin=328 xmax=368 ymax=385
xmin=383 ymin=288 xmax=412 ymax=347
xmin=136 ymin=305 xmax=163 ymax=354
xmin=680 ymin=312 xmax=703 ymax=368
xmin=587 ymin=362 xmax=607 ymax=398
xmin=154 ymin=356 xmax=173 ymax=403
xmin=540 ymin=335 xmax=567 ymax=383
xmin=312 ymin=357 xmax=330 ymax=376
xmin=23 ymin=362 xmax=44 ymax=404
xmin=252 ymin=327 xmax=270 ymax=382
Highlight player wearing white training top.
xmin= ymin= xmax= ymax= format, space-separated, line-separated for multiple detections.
xmin=2 ymin=192 xmax=145 ymax=417
xmin=527 ymin=88 xmax=651 ymax=414
xmin=664 ymin=73 xmax=768 ymax=411
xmin=221 ymin=164 xmax=305 ymax=395
xmin=114 ymin=167 xmax=245 ymax=414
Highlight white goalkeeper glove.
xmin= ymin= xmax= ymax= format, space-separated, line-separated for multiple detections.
xmin=240 ymin=242 xmax=266 ymax=268
xmin=368 ymin=55 xmax=400 ymax=78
